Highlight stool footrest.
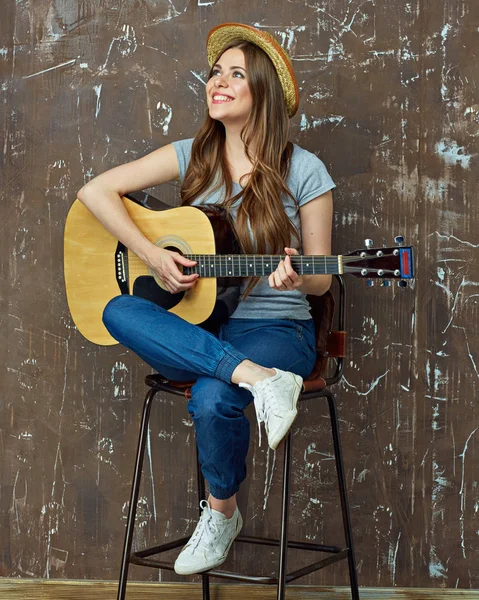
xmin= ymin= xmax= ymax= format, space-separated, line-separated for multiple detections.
xmin=236 ymin=534 xmax=342 ymax=554
xmin=133 ymin=536 xmax=189 ymax=558
xmin=129 ymin=537 xmax=350 ymax=585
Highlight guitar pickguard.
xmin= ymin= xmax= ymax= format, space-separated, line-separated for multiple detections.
xmin=132 ymin=276 xmax=184 ymax=309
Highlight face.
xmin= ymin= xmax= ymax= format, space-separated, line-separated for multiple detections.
xmin=206 ymin=47 xmax=253 ymax=128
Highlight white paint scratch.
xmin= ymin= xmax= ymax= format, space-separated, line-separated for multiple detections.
xmin=94 ymin=84 xmax=102 ymax=119
xmin=342 ymin=370 xmax=390 ymax=396
xmin=263 ymin=448 xmax=277 ymax=511
xmin=23 ymin=58 xmax=77 ymax=79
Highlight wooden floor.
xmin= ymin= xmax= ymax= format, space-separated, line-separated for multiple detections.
xmin=1 ymin=580 xmax=478 ymax=600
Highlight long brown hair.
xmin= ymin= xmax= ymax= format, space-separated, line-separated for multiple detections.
xmin=180 ymin=40 xmax=299 ymax=296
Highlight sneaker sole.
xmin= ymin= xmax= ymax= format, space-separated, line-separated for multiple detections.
xmin=268 ymin=408 xmax=299 ymax=451
xmin=174 ymin=512 xmax=243 ymax=575
xmin=268 ymin=375 xmax=302 ymax=450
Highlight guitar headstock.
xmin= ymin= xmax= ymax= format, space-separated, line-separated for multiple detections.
xmin=344 ymin=236 xmax=414 ymax=286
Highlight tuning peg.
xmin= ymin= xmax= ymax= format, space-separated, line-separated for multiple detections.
xmin=383 ymin=280 xmax=391 ymax=287
xmin=394 ymin=235 xmax=405 ymax=246
xmin=366 ymin=279 xmax=374 ymax=287
xmin=364 ymin=239 xmax=374 ymax=248
xmin=398 ymin=280 xmax=408 ymax=287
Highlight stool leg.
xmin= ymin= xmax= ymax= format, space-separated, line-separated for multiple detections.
xmin=326 ymin=391 xmax=360 ymax=600
xmin=117 ymin=387 xmax=157 ymax=600
xmin=277 ymin=431 xmax=293 ymax=600
xmin=195 ymin=443 xmax=210 ymax=600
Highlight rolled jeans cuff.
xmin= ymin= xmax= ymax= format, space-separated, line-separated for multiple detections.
xmin=208 ymin=482 xmax=240 ymax=500
xmin=214 ymin=345 xmax=247 ymax=383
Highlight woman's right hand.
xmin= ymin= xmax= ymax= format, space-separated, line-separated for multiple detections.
xmin=144 ymin=246 xmax=198 ymax=294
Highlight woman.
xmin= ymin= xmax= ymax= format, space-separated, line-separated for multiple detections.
xmin=77 ymin=23 xmax=334 ymax=575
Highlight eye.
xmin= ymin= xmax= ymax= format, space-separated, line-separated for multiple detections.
xmin=233 ymin=71 xmax=245 ymax=78
xmin=211 ymin=68 xmax=221 ymax=77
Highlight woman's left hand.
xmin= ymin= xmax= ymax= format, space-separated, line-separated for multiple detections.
xmin=268 ymin=247 xmax=303 ymax=292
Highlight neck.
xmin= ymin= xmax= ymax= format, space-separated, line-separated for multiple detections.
xmin=224 ymin=128 xmax=246 ymax=154
xmin=182 ymin=253 xmax=342 ymax=278
xmin=223 ymin=127 xmax=256 ymax=183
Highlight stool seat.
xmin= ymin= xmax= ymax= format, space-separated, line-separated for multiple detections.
xmin=145 ymin=372 xmax=329 ymax=396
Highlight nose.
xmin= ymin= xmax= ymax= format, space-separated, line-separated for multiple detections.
xmin=214 ymin=74 xmax=228 ymax=87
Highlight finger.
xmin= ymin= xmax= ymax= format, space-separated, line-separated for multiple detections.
xmin=167 ymin=278 xmax=197 ymax=294
xmin=283 ymin=255 xmax=298 ymax=280
xmin=174 ymin=253 xmax=197 ymax=266
xmin=163 ymin=260 xmax=196 ymax=281
xmin=284 ymin=247 xmax=299 ymax=255
xmin=277 ymin=260 xmax=293 ymax=283
xmin=273 ymin=267 xmax=287 ymax=289
xmin=176 ymin=272 xmax=199 ymax=284
xmin=268 ymin=270 xmax=280 ymax=289
xmin=277 ymin=261 xmax=296 ymax=290
xmin=180 ymin=278 xmax=198 ymax=291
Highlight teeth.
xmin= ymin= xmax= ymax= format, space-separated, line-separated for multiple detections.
xmin=213 ymin=95 xmax=233 ymax=101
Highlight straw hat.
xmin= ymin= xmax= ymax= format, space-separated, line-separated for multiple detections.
xmin=206 ymin=23 xmax=299 ymax=118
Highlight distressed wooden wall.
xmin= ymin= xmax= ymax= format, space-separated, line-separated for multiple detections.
xmin=1 ymin=0 xmax=478 ymax=590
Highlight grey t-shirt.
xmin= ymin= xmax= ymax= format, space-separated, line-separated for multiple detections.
xmin=172 ymin=138 xmax=335 ymax=320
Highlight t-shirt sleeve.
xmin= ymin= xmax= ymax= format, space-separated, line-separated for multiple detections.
xmin=171 ymin=138 xmax=194 ymax=183
xmin=292 ymin=146 xmax=336 ymax=207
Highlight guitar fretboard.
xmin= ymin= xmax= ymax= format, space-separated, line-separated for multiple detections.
xmin=183 ymin=255 xmax=342 ymax=277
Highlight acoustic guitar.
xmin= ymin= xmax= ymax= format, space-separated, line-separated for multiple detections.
xmin=64 ymin=196 xmax=414 ymax=345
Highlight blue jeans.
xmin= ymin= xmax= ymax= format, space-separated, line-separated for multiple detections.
xmin=103 ymin=295 xmax=316 ymax=499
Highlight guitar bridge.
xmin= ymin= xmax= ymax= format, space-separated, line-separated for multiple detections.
xmin=115 ymin=241 xmax=129 ymax=294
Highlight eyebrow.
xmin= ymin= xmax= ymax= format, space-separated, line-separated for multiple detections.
xmin=213 ymin=63 xmax=247 ymax=72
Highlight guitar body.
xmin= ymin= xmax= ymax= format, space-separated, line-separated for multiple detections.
xmin=64 ymin=198 xmax=235 ymax=346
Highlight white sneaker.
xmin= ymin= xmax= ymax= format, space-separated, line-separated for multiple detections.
xmin=239 ymin=368 xmax=303 ymax=451
xmin=174 ymin=500 xmax=243 ymax=575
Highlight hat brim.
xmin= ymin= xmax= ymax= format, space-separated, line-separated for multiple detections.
xmin=206 ymin=23 xmax=299 ymax=118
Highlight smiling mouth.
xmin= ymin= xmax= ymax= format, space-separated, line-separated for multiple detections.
xmin=212 ymin=95 xmax=234 ymax=103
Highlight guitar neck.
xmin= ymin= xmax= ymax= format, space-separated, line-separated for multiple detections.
xmin=183 ymin=254 xmax=343 ymax=277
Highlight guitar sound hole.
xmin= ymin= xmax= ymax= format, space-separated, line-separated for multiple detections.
xmin=133 ymin=276 xmax=184 ymax=309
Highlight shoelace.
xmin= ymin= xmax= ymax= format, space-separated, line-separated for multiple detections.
xmin=190 ymin=500 xmax=219 ymax=552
